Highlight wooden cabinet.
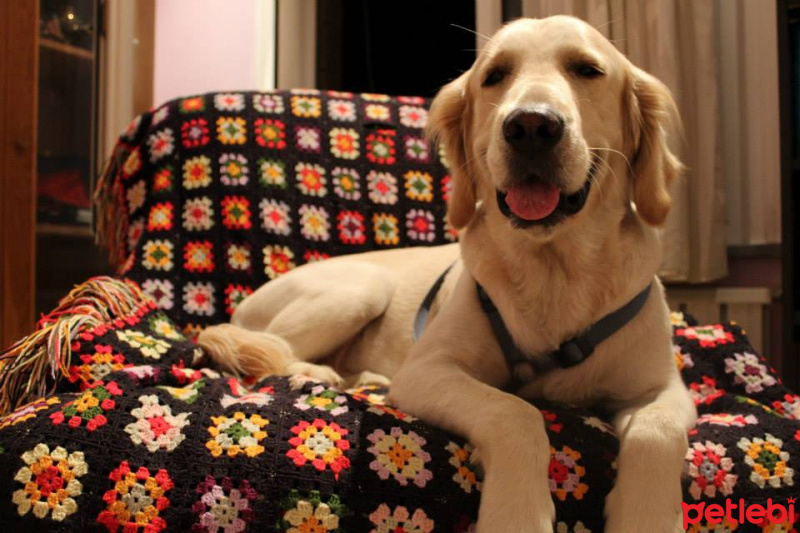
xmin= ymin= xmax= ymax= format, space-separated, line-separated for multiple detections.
xmin=1 ymin=0 xmax=39 ymax=349
xmin=0 ymin=0 xmax=112 ymax=349
xmin=36 ymin=0 xmax=112 ymax=319
xmin=0 ymin=1 xmax=155 ymax=348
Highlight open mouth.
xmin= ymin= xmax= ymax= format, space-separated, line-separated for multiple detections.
xmin=496 ymin=157 xmax=599 ymax=228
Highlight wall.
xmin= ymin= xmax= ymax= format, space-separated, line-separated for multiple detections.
xmin=153 ymin=0 xmax=275 ymax=106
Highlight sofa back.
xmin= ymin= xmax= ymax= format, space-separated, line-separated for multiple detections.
xmin=96 ymin=90 xmax=455 ymax=333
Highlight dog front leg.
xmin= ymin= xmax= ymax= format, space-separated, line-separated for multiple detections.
xmin=604 ymin=376 xmax=696 ymax=533
xmin=392 ymin=362 xmax=555 ymax=533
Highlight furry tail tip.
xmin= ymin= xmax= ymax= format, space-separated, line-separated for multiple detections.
xmin=197 ymin=324 xmax=294 ymax=378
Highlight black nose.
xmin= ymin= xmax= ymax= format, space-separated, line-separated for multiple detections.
xmin=503 ymin=107 xmax=565 ymax=153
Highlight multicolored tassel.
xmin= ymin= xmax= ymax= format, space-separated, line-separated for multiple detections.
xmin=94 ymin=143 xmax=134 ymax=269
xmin=0 ymin=276 xmax=150 ymax=414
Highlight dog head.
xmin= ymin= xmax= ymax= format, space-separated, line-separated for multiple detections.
xmin=428 ymin=16 xmax=682 ymax=238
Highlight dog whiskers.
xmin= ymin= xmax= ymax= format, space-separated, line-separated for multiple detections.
xmin=453 ymin=150 xmax=484 ymax=175
xmin=588 ymin=147 xmax=633 ymax=174
xmin=589 ymin=159 xmax=609 ymax=201
xmin=450 ymin=24 xmax=494 ymax=44
xmin=594 ymin=16 xmax=625 ymax=34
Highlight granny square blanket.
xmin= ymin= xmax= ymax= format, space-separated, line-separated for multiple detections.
xmin=0 ymin=90 xmax=797 ymax=532
xmin=95 ymin=90 xmax=454 ymax=333
xmin=0 ymin=289 xmax=798 ymax=532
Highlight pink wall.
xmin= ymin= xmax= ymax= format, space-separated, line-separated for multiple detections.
xmin=154 ymin=0 xmax=262 ymax=106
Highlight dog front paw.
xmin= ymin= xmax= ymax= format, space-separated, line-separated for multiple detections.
xmin=469 ymin=446 xmax=483 ymax=468
xmin=604 ymin=488 xmax=683 ymax=533
xmin=348 ymin=370 xmax=391 ymax=388
xmin=286 ymin=362 xmax=345 ymax=388
xmin=477 ymin=492 xmax=554 ymax=533
xmin=478 ymin=504 xmax=554 ymax=533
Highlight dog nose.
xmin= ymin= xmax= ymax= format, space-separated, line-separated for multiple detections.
xmin=503 ymin=107 xmax=565 ymax=153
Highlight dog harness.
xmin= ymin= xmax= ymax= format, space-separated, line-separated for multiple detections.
xmin=413 ymin=266 xmax=653 ymax=391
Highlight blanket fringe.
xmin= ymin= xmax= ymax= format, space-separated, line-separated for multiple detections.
xmin=0 ymin=277 xmax=149 ymax=415
xmin=94 ymin=144 xmax=132 ymax=269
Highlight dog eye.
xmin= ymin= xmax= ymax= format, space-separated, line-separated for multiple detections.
xmin=572 ymin=63 xmax=605 ymax=79
xmin=482 ymin=68 xmax=508 ymax=87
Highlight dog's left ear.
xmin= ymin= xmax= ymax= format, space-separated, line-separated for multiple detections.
xmin=624 ymin=66 xmax=684 ymax=226
xmin=427 ymin=71 xmax=476 ymax=229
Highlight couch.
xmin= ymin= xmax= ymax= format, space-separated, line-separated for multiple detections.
xmin=0 ymin=89 xmax=797 ymax=532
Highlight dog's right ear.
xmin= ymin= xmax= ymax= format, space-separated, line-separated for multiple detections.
xmin=427 ymin=71 xmax=476 ymax=229
xmin=624 ymin=66 xmax=684 ymax=226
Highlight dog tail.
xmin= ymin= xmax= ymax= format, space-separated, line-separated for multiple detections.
xmin=197 ymin=324 xmax=295 ymax=378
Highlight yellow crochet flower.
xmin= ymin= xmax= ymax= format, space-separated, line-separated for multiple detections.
xmin=291 ymin=96 xmax=321 ymax=118
xmin=12 ymin=443 xmax=88 ymax=521
xmin=216 ymin=117 xmax=247 ymax=145
xmin=206 ymin=412 xmax=268 ymax=458
xmin=738 ymin=433 xmax=794 ymax=488
xmin=404 ymin=171 xmax=434 ymax=202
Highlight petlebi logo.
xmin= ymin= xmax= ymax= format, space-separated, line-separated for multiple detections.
xmin=681 ymin=497 xmax=796 ymax=529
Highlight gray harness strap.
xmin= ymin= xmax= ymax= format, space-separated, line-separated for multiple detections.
xmin=477 ymin=282 xmax=653 ymax=390
xmin=412 ymin=264 xmax=455 ymax=343
xmin=414 ymin=266 xmax=653 ymax=391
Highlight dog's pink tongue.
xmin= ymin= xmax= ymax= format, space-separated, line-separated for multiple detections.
xmin=505 ymin=182 xmax=561 ymax=220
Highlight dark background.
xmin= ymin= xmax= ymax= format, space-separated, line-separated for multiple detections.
xmin=315 ymin=0 xmax=478 ymax=96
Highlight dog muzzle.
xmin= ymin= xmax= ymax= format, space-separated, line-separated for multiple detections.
xmin=496 ymin=158 xmax=598 ymax=227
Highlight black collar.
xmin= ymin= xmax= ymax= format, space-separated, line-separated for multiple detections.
xmin=476 ymin=281 xmax=652 ymax=390
xmin=413 ymin=265 xmax=653 ymax=391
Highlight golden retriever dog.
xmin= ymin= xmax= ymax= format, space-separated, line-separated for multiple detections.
xmin=198 ymin=15 xmax=696 ymax=532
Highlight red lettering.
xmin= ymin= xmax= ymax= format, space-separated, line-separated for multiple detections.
xmin=746 ymin=504 xmax=765 ymax=523
xmin=681 ymin=502 xmax=706 ymax=529
xmin=767 ymin=499 xmax=787 ymax=524
xmin=684 ymin=498 xmax=800 ymax=527
xmin=725 ymin=498 xmax=738 ymax=525
xmin=706 ymin=504 xmax=724 ymax=524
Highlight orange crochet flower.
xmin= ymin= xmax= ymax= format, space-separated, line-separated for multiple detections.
xmin=96 ymin=461 xmax=173 ymax=532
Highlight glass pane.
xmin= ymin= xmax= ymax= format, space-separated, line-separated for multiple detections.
xmin=36 ymin=0 xmax=107 ymax=316
xmin=37 ymin=0 xmax=98 ymax=230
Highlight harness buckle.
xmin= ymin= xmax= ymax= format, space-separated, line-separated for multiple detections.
xmin=553 ymin=337 xmax=594 ymax=368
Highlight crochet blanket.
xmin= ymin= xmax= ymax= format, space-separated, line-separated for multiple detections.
xmin=0 ymin=278 xmax=798 ymax=532
xmin=0 ymin=90 xmax=797 ymax=531
xmin=93 ymin=90 xmax=454 ymax=334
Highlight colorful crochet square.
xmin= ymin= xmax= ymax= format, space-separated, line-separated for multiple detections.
xmin=96 ymin=461 xmax=174 ymax=532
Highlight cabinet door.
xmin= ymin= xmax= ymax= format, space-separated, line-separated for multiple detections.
xmin=0 ymin=0 xmax=38 ymax=349
xmin=36 ymin=0 xmax=110 ymax=316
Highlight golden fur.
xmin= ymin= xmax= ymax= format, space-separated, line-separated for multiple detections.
xmin=198 ymin=16 xmax=695 ymax=532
